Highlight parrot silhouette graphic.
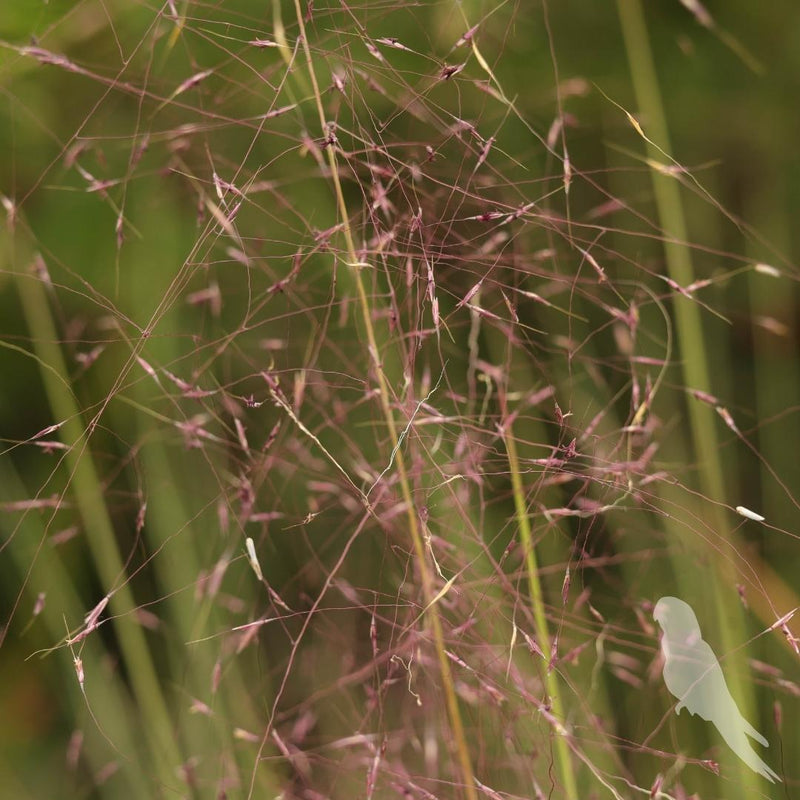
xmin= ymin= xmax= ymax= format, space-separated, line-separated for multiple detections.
xmin=653 ymin=596 xmax=780 ymax=783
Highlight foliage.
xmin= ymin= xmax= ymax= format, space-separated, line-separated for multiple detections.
xmin=1 ymin=2 xmax=799 ymax=798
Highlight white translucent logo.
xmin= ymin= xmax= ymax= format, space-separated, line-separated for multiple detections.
xmin=653 ymin=596 xmax=780 ymax=782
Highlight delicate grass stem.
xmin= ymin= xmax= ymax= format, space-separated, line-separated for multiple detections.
xmin=290 ymin=4 xmax=478 ymax=798
xmin=503 ymin=423 xmax=579 ymax=800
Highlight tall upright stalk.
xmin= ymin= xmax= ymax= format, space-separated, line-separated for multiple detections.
xmin=504 ymin=424 xmax=579 ymax=800
xmin=5 ymin=222 xmax=182 ymax=790
xmin=616 ymin=2 xmax=759 ymax=794
xmin=0 ymin=456 xmax=151 ymax=799
xmin=289 ymin=3 xmax=478 ymax=798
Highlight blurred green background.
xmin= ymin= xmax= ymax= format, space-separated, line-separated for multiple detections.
xmin=2 ymin=1 xmax=800 ymax=798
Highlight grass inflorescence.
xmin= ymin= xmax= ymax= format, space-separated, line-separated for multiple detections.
xmin=0 ymin=2 xmax=798 ymax=799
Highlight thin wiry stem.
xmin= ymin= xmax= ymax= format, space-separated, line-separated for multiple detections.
xmin=504 ymin=422 xmax=579 ymax=800
xmin=290 ymin=3 xmax=478 ymax=798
